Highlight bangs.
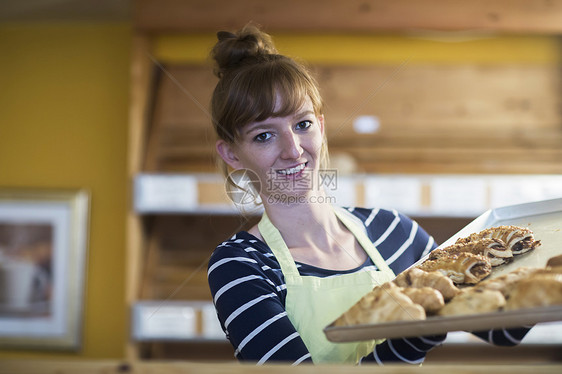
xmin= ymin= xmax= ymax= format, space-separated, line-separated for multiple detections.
xmin=223 ymin=58 xmax=323 ymax=139
xmin=254 ymin=70 xmax=311 ymax=121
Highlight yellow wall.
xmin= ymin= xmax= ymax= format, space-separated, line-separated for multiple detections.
xmin=154 ymin=33 xmax=561 ymax=65
xmin=0 ymin=22 xmax=131 ymax=359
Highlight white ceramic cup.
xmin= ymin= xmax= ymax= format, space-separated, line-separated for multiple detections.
xmin=0 ymin=259 xmax=37 ymax=311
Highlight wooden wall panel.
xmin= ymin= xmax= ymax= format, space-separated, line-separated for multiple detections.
xmin=135 ymin=0 xmax=562 ymax=34
xmin=143 ymin=64 xmax=562 ymax=174
xmin=318 ymin=65 xmax=562 ymax=132
xmin=143 ymin=65 xmax=217 ymax=171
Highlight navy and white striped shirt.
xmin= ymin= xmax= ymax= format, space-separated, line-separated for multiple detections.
xmin=207 ymin=207 xmax=529 ymax=364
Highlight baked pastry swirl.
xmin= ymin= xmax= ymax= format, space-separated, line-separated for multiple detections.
xmin=428 ymin=238 xmax=512 ymax=267
xmin=417 ymin=252 xmax=492 ymax=284
xmin=455 ymin=225 xmax=541 ymax=255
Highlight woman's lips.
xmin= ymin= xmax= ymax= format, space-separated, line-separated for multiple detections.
xmin=276 ymin=162 xmax=306 ymax=176
xmin=274 ymin=162 xmax=309 ymax=180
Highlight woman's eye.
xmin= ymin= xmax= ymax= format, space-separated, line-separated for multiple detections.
xmin=254 ymin=132 xmax=272 ymax=142
xmin=296 ymin=120 xmax=312 ymax=130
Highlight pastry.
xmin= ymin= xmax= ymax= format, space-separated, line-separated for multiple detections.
xmin=393 ymin=267 xmax=460 ymax=301
xmin=438 ymin=288 xmax=506 ymax=316
xmin=428 ymin=238 xmax=512 ymax=267
xmin=333 ymin=282 xmax=425 ymax=326
xmin=473 ymin=266 xmax=539 ymax=298
xmin=400 ymin=286 xmax=445 ymax=314
xmin=546 ymin=254 xmax=562 ymax=269
xmin=504 ymin=274 xmax=562 ymax=310
xmin=417 ymin=252 xmax=492 ymax=284
xmin=456 ymin=225 xmax=541 ymax=255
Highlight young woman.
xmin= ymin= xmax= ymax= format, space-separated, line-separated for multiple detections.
xmin=207 ymin=24 xmax=530 ymax=365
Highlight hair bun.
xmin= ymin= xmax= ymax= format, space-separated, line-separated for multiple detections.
xmin=211 ymin=23 xmax=277 ymax=78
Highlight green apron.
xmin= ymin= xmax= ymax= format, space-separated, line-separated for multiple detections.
xmin=258 ymin=206 xmax=395 ymax=364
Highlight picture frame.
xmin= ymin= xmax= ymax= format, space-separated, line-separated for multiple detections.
xmin=0 ymin=188 xmax=90 ymax=351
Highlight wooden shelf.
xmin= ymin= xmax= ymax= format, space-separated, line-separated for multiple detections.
xmin=133 ymin=173 xmax=562 ymax=217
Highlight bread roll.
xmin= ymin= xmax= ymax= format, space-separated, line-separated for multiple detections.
xmin=393 ymin=268 xmax=460 ymax=301
xmin=333 ymin=282 xmax=425 ymax=326
xmin=439 ymin=289 xmax=506 ymax=316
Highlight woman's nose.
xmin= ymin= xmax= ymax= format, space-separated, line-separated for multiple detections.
xmin=280 ymin=131 xmax=303 ymax=159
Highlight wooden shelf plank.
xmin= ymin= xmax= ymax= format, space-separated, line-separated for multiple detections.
xmin=135 ymin=0 xmax=562 ymax=34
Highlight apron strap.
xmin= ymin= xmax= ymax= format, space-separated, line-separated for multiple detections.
xmin=258 ymin=211 xmax=300 ymax=277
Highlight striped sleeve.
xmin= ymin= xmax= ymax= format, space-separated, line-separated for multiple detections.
xmin=351 ymin=207 xmax=437 ymax=274
xmin=207 ymin=240 xmax=312 ymax=364
xmin=470 ymin=327 xmax=532 ymax=346
xmin=359 ymin=334 xmax=447 ymax=365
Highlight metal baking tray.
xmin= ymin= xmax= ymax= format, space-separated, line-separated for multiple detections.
xmin=324 ymin=197 xmax=562 ymax=342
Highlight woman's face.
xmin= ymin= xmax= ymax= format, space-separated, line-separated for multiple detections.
xmin=217 ymin=96 xmax=325 ymax=200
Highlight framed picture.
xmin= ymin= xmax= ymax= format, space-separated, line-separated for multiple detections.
xmin=0 ymin=188 xmax=90 ymax=350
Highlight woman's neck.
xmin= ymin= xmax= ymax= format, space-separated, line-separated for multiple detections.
xmin=256 ymin=190 xmax=368 ymax=271
xmin=262 ymin=191 xmax=341 ymax=249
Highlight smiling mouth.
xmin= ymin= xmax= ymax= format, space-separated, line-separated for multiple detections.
xmin=276 ymin=162 xmax=307 ymax=176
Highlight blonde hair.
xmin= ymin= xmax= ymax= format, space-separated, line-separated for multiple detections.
xmin=210 ymin=23 xmax=329 ymax=181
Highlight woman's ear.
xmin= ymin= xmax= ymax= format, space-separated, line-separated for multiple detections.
xmin=216 ymin=139 xmax=243 ymax=169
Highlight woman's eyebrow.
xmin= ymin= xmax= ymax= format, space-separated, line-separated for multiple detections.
xmin=244 ymin=111 xmax=315 ymax=135
xmin=295 ymin=110 xmax=315 ymax=118
xmin=244 ymin=123 xmax=271 ymax=135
